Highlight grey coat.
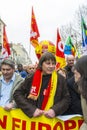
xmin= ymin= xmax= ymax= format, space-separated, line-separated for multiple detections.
xmin=0 ymin=73 xmax=24 ymax=105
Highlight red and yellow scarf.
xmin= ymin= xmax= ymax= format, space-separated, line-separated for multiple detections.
xmin=27 ymin=69 xmax=57 ymax=110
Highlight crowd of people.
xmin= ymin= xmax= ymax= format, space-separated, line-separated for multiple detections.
xmin=0 ymin=52 xmax=87 ymax=130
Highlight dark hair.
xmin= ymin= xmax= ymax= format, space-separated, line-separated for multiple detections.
xmin=74 ymin=55 xmax=87 ymax=101
xmin=74 ymin=55 xmax=87 ymax=78
xmin=38 ymin=52 xmax=56 ymax=70
xmin=17 ymin=64 xmax=23 ymax=67
xmin=1 ymin=58 xmax=15 ymax=69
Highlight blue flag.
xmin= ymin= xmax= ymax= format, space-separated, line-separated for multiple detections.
xmin=64 ymin=36 xmax=76 ymax=56
xmin=81 ymin=16 xmax=87 ymax=47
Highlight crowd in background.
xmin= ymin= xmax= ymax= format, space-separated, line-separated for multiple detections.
xmin=0 ymin=53 xmax=87 ymax=130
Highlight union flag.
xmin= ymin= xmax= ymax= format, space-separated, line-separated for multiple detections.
xmin=55 ymin=28 xmax=66 ymax=70
xmin=2 ymin=26 xmax=11 ymax=58
xmin=30 ymin=7 xmax=40 ymax=48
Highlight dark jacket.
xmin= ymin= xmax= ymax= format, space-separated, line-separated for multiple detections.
xmin=64 ymin=65 xmax=74 ymax=80
xmin=63 ymin=76 xmax=83 ymax=115
xmin=13 ymin=73 xmax=70 ymax=118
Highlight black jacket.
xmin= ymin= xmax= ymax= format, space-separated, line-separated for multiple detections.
xmin=13 ymin=73 xmax=70 ymax=118
xmin=64 ymin=65 xmax=74 ymax=80
xmin=63 ymin=76 xmax=83 ymax=115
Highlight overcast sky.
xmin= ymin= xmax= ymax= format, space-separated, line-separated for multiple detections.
xmin=0 ymin=0 xmax=86 ymax=63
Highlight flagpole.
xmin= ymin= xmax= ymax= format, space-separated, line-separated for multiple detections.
xmin=1 ymin=25 xmax=4 ymax=59
xmin=29 ymin=40 xmax=31 ymax=55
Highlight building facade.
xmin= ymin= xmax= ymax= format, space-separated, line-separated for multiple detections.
xmin=10 ymin=43 xmax=32 ymax=65
xmin=0 ymin=18 xmax=5 ymax=59
xmin=0 ymin=18 xmax=32 ymax=65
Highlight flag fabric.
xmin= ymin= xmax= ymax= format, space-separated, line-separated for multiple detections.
xmin=64 ymin=36 xmax=76 ymax=56
xmin=30 ymin=7 xmax=40 ymax=48
xmin=2 ymin=26 xmax=11 ymax=59
xmin=81 ymin=16 xmax=87 ymax=47
xmin=55 ymin=29 xmax=66 ymax=70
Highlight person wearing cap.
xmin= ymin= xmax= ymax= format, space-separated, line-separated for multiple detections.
xmin=0 ymin=58 xmax=24 ymax=111
xmin=16 ymin=64 xmax=28 ymax=78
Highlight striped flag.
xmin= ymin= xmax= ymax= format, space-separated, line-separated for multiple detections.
xmin=64 ymin=36 xmax=76 ymax=56
xmin=81 ymin=16 xmax=87 ymax=47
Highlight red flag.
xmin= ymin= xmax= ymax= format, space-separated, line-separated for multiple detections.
xmin=55 ymin=29 xmax=66 ymax=70
xmin=30 ymin=7 xmax=40 ymax=48
xmin=2 ymin=26 xmax=11 ymax=58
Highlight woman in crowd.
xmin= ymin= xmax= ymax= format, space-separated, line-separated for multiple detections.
xmin=73 ymin=55 xmax=87 ymax=130
xmin=13 ymin=52 xmax=70 ymax=118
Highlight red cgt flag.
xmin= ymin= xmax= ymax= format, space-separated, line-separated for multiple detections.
xmin=55 ymin=28 xmax=66 ymax=70
xmin=2 ymin=26 xmax=11 ymax=58
xmin=30 ymin=7 xmax=40 ymax=48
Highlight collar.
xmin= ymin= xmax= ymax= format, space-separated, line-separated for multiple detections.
xmin=0 ymin=73 xmax=16 ymax=83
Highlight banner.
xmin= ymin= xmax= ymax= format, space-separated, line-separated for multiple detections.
xmin=0 ymin=107 xmax=83 ymax=130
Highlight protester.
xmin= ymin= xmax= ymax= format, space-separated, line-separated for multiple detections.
xmin=23 ymin=65 xmax=28 ymax=72
xmin=63 ymin=76 xmax=82 ymax=115
xmin=58 ymin=66 xmax=82 ymax=115
xmin=13 ymin=52 xmax=70 ymax=118
xmin=64 ymin=54 xmax=75 ymax=80
xmin=0 ymin=58 xmax=24 ymax=111
xmin=63 ymin=55 xmax=81 ymax=115
xmin=26 ymin=64 xmax=36 ymax=75
xmin=73 ymin=55 xmax=87 ymax=130
xmin=16 ymin=64 xmax=28 ymax=78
